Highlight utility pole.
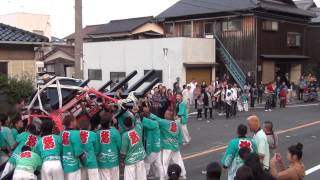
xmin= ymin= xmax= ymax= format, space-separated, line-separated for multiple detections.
xmin=74 ymin=0 xmax=83 ymax=79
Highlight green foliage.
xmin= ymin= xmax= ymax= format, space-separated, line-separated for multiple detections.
xmin=0 ymin=75 xmax=34 ymax=105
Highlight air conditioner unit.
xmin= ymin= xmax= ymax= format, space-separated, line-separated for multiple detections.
xmin=205 ymin=34 xmax=214 ymax=39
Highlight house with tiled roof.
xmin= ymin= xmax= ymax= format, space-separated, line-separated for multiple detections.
xmin=157 ymin=0 xmax=316 ymax=85
xmin=65 ymin=16 xmax=164 ymax=43
xmin=295 ymin=0 xmax=320 ymax=77
xmin=0 ymin=23 xmax=49 ymax=79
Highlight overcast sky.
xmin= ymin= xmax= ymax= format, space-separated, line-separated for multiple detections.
xmin=0 ymin=0 xmax=319 ymax=38
xmin=0 ymin=0 xmax=179 ymax=38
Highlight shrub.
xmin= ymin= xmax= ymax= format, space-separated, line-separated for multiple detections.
xmin=0 ymin=75 xmax=34 ymax=105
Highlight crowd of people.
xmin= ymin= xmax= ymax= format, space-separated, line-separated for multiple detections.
xmin=0 ymin=74 xmax=313 ymax=180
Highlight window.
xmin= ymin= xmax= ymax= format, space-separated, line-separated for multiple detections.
xmin=0 ymin=62 xmax=8 ymax=76
xmin=165 ymin=23 xmax=174 ymax=35
xmin=88 ymin=69 xmax=102 ymax=80
xmin=204 ymin=22 xmax=213 ymax=35
xmin=222 ymin=20 xmax=241 ymax=31
xmin=144 ymin=70 xmax=163 ymax=83
xmin=182 ymin=22 xmax=191 ymax=37
xmin=110 ymin=72 xmax=126 ymax=83
xmin=262 ymin=21 xmax=279 ymax=31
xmin=287 ymin=32 xmax=301 ymax=47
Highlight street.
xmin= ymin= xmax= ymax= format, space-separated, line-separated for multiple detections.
xmin=180 ymin=103 xmax=320 ymax=180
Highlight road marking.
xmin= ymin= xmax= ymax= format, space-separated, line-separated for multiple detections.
xmin=255 ymin=103 xmax=319 ymax=109
xmin=306 ymin=164 xmax=320 ymax=175
xmin=182 ymin=120 xmax=320 ymax=160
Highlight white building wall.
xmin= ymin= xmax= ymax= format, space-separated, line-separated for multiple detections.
xmin=83 ymin=38 xmax=215 ymax=88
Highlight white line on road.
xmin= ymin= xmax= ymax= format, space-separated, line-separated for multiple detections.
xmin=306 ymin=164 xmax=320 ymax=175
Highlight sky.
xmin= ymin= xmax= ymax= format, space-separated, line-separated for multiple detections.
xmin=0 ymin=0 xmax=179 ymax=38
xmin=0 ymin=0 xmax=319 ymax=38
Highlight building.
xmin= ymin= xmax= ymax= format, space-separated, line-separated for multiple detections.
xmin=65 ymin=16 xmax=164 ymax=44
xmin=84 ymin=38 xmax=215 ymax=88
xmin=0 ymin=23 xmax=49 ymax=78
xmin=295 ymin=0 xmax=320 ymax=79
xmin=0 ymin=12 xmax=51 ymax=40
xmin=157 ymin=0 xmax=316 ymax=85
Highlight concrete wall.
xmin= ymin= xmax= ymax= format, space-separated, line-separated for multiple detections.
xmin=83 ymin=37 xmax=215 ymax=88
xmin=0 ymin=46 xmax=36 ymax=78
xmin=262 ymin=61 xmax=275 ymax=84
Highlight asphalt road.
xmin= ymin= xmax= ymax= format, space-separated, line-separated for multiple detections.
xmin=180 ymin=103 xmax=320 ymax=180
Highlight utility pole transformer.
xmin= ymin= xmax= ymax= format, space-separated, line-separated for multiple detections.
xmin=74 ymin=0 xmax=83 ymax=79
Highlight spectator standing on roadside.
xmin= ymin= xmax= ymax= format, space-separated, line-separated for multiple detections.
xmin=203 ymin=87 xmax=213 ymax=120
xmin=196 ymin=92 xmax=204 ymax=121
xmin=167 ymin=89 xmax=176 ymax=112
xmin=193 ymin=85 xmax=202 ymax=109
xmin=263 ymin=121 xmax=278 ymax=157
xmin=250 ymin=83 xmax=258 ymax=108
xmin=265 ymin=82 xmax=274 ymax=112
xmin=279 ymin=83 xmax=287 ymax=108
xmin=257 ymin=82 xmax=264 ymax=104
xmin=189 ymin=79 xmax=197 ymax=106
xmin=182 ymin=85 xmax=191 ymax=113
xmin=225 ymin=85 xmax=233 ymax=119
xmin=231 ymin=84 xmax=239 ymax=116
xmin=270 ymin=143 xmax=305 ymax=180
xmin=298 ymin=76 xmax=306 ymax=100
xmin=173 ymin=77 xmax=181 ymax=95
xmin=160 ymin=87 xmax=168 ymax=119
xmin=247 ymin=115 xmax=270 ymax=170
xmin=150 ymin=87 xmax=163 ymax=117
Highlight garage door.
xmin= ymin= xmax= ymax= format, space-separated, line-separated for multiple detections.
xmin=186 ymin=67 xmax=212 ymax=84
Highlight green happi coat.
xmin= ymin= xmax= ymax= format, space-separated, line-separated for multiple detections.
xmin=79 ymin=130 xmax=99 ymax=169
xmin=15 ymin=151 xmax=42 ymax=172
xmin=96 ymin=127 xmax=121 ymax=169
xmin=120 ymin=122 xmax=146 ymax=165
xmin=9 ymin=132 xmax=38 ymax=165
xmin=1 ymin=127 xmax=16 ymax=148
xmin=36 ymin=134 xmax=62 ymax=161
xmin=141 ymin=117 xmax=161 ymax=155
xmin=177 ymin=101 xmax=188 ymax=124
xmin=61 ymin=130 xmax=83 ymax=173
xmin=11 ymin=128 xmax=19 ymax=140
xmin=149 ymin=114 xmax=182 ymax=152
xmin=117 ymin=111 xmax=135 ymax=135
xmin=221 ymin=137 xmax=257 ymax=180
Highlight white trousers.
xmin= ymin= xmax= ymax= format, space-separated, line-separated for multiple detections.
xmin=99 ymin=166 xmax=119 ymax=180
xmin=144 ymin=152 xmax=165 ymax=180
xmin=81 ymin=168 xmax=100 ymax=180
xmin=0 ymin=162 xmax=15 ymax=179
xmin=12 ymin=169 xmax=36 ymax=180
xmin=41 ymin=160 xmax=64 ymax=180
xmin=124 ymin=160 xmax=147 ymax=180
xmin=64 ymin=169 xmax=81 ymax=180
xmin=181 ymin=124 xmax=191 ymax=143
xmin=162 ymin=149 xmax=186 ymax=178
xmin=238 ymin=102 xmax=248 ymax=112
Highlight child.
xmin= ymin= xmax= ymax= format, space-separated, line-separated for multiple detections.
xmin=279 ymin=85 xmax=287 ymax=108
xmin=61 ymin=115 xmax=83 ymax=180
xmin=121 ymin=116 xmax=147 ymax=180
xmin=12 ymin=146 xmax=42 ymax=180
xmin=36 ymin=119 xmax=63 ymax=180
xmin=167 ymin=164 xmax=182 ymax=180
xmin=11 ymin=114 xmax=24 ymax=140
xmin=1 ymin=124 xmax=38 ymax=178
xmin=263 ymin=121 xmax=278 ymax=156
xmin=206 ymin=162 xmax=222 ymax=180
xmin=150 ymin=111 xmax=187 ymax=179
xmin=96 ymin=112 xmax=121 ymax=180
xmin=196 ymin=93 xmax=204 ymax=121
xmin=77 ymin=119 xmax=100 ymax=180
